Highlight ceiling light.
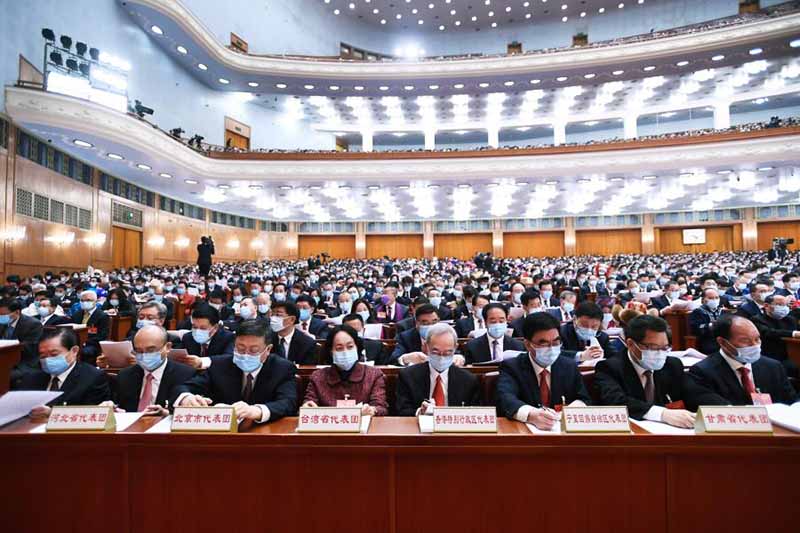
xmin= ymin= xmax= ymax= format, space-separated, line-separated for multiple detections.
xmin=643 ymin=65 xmax=656 ymax=71
xmin=279 ymin=185 xmax=293 ymax=190
xmin=176 ymin=45 xmax=187 ymax=54
xmin=757 ymin=166 xmax=774 ymax=171
xmin=562 ymin=16 xmax=568 ymax=22
xmin=428 ymin=84 xmax=440 ymax=89
xmin=368 ymin=185 xmax=380 ymax=190
xmin=248 ymin=81 xmax=259 ymax=87
xmin=453 ymin=83 xmax=464 ymax=89
xmin=712 ymin=54 xmax=725 ymax=61
xmin=479 ymin=82 xmax=490 ymax=88
xmin=304 ymin=84 xmax=315 ymax=90
xmin=136 ymin=163 xmax=151 ymax=170
xmin=151 ymin=25 xmax=163 ymax=35
xmin=404 ymin=85 xmax=415 ymax=91
xmin=439 ymin=25 xmax=445 ymax=30
xmin=749 ymin=48 xmax=763 ymax=55
xmin=72 ymin=139 xmax=92 ymax=148
xmin=159 ymin=173 xmax=172 ymax=178
xmin=219 ymin=78 xmax=230 ymax=84
xmin=185 ymin=179 xmax=198 ymax=185
xmin=276 ymin=83 xmax=287 ymax=89
xmin=354 ymin=85 xmax=364 ymax=91
xmin=504 ymin=81 xmax=515 ymax=86
xmin=197 ymin=63 xmax=207 ymax=70
xmin=676 ymin=60 xmax=689 ymax=67
xmin=791 ymin=39 xmax=800 ymax=48
xmin=546 ymin=180 xmax=559 ymax=185
xmin=107 ymin=153 xmax=123 ymax=160
xmin=334 ymin=9 xmax=340 ymax=15
xmin=618 ymin=2 xmax=625 ymax=7
xmin=218 ymin=184 xmax=231 ymax=189
xmin=329 ymin=85 xmax=340 ymax=90
xmin=530 ymin=79 xmax=541 ymax=84
xmin=584 ymin=73 xmax=595 ymax=79
xmin=642 ymin=175 xmax=656 ymax=180
xmin=381 ymin=19 xmax=386 ymax=24
xmin=610 ymin=177 xmax=624 ymax=182
xmin=599 ymin=7 xmax=605 ymax=13
xmin=249 ymin=184 xmax=263 ymax=190
xmin=556 ymin=76 xmax=568 ymax=82
xmin=491 ymin=22 xmax=497 ymax=27
xmin=379 ymin=86 xmax=389 ymax=91
xmin=612 ymin=70 xmax=624 ymax=75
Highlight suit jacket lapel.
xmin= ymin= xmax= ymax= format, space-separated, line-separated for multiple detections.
xmin=520 ymin=354 xmax=540 ymax=406
xmin=621 ymin=353 xmax=646 ymax=400
xmin=154 ymin=362 xmax=171 ymax=406
xmin=447 ymin=366 xmax=461 ymax=406
xmin=714 ymin=354 xmax=748 ymax=404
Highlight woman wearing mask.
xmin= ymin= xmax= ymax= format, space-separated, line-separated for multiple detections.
xmin=101 ymin=287 xmax=135 ymax=317
xmin=301 ymin=325 xmax=388 ymax=416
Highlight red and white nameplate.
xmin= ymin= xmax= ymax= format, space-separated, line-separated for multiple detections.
xmin=298 ymin=407 xmax=361 ymax=433
xmin=562 ymin=406 xmax=631 ymax=433
xmin=432 ymin=407 xmax=498 ymax=433
xmin=171 ymin=406 xmax=237 ymax=433
xmin=46 ymin=406 xmax=116 ymax=432
xmin=695 ymin=406 xmax=772 ymax=434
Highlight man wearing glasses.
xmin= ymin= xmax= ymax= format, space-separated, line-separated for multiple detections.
xmin=593 ymin=315 xmax=695 ymax=428
xmin=496 ymin=312 xmax=591 ymax=431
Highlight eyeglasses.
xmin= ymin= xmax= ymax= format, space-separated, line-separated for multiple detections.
xmin=528 ymin=340 xmax=562 ymax=348
xmin=633 ymin=341 xmax=671 ymax=352
xmin=429 ymin=350 xmax=455 ymax=357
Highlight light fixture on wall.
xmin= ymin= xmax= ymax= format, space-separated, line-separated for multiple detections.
xmin=250 ymin=239 xmax=263 ymax=249
xmin=0 ymin=226 xmax=26 ymax=242
xmin=227 ymin=239 xmax=240 ymax=249
xmin=174 ymin=237 xmax=190 ymax=247
xmin=83 ymin=233 xmax=106 ymax=246
xmin=147 ymin=235 xmax=165 ymax=247
xmin=45 ymin=232 xmax=75 ymax=245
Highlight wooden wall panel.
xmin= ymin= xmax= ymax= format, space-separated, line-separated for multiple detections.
xmin=655 ymin=225 xmax=741 ymax=254
xmin=366 ymin=234 xmax=424 ymax=259
xmin=299 ymin=235 xmax=356 ymax=259
xmin=208 ymin=225 xmax=261 ymax=263
xmin=757 ymin=221 xmax=800 ymax=251
xmin=503 ymin=231 xmax=565 ymax=258
xmin=575 ymin=229 xmax=642 ymax=255
xmin=434 ymin=233 xmax=493 ymax=259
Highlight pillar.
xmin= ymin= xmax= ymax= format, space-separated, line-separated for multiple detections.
xmin=423 ymin=221 xmax=434 ymax=258
xmin=641 ymin=213 xmax=655 ymax=254
xmin=492 ymin=220 xmax=504 ymax=257
xmin=564 ymin=216 xmax=576 ymax=256
xmin=624 ymin=114 xmax=638 ymax=139
xmin=424 ymin=128 xmax=436 ymax=150
xmin=355 ymin=222 xmax=366 ymax=259
xmin=553 ymin=121 xmax=566 ymax=146
xmin=487 ymin=126 xmax=499 ymax=148
xmin=742 ymin=208 xmax=758 ymax=250
xmin=713 ymin=102 xmax=731 ymax=130
xmin=361 ymin=130 xmax=373 ymax=152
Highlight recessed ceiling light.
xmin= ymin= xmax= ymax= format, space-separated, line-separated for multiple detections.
xmin=545 ymin=180 xmax=559 ymax=185
xmin=453 ymin=83 xmax=464 ymax=89
xmin=749 ymin=48 xmax=763 ymax=55
xmin=562 ymin=16 xmax=568 ymax=22
xmin=584 ymin=73 xmax=595 ymax=79
xmin=367 ymin=185 xmax=380 ymax=190
xmin=275 ymin=83 xmax=287 ymax=89
xmin=530 ymin=79 xmax=541 ymax=84
xmin=712 ymin=54 xmax=725 ymax=61
xmin=279 ymin=185 xmax=293 ymax=190
xmin=249 ymin=184 xmax=263 ymax=190
xmin=618 ymin=2 xmax=625 ymax=8
xmin=791 ymin=39 xmax=800 ymax=48
xmin=354 ymin=85 xmax=365 ymax=91
xmin=136 ymin=163 xmax=152 ymax=170
xmin=248 ymin=81 xmax=259 ymax=88
xmin=184 ymin=179 xmax=198 ymax=185
xmin=642 ymin=175 xmax=657 ymax=180
xmin=479 ymin=82 xmax=490 ymax=88
xmin=612 ymin=70 xmax=624 ymax=75
xmin=107 ymin=153 xmax=123 ymax=160
xmin=397 ymin=185 xmax=409 ymax=190
xmin=72 ymin=139 xmax=93 ymax=148
xmin=428 ymin=184 xmax=440 ymax=189
xmin=197 ymin=63 xmax=208 ymax=71
xmin=491 ymin=22 xmax=497 ymax=27
xmin=643 ymin=65 xmax=656 ymax=71
xmin=379 ymin=86 xmax=389 ymax=91
xmin=304 ymin=84 xmax=315 ymax=90
xmin=504 ymin=81 xmax=515 ymax=86
xmin=404 ymin=85 xmax=415 ymax=91
xmin=334 ymin=9 xmax=340 ymax=15
xmin=458 ymin=183 xmax=471 ymax=188
xmin=159 ymin=173 xmax=172 ymax=178
xmin=610 ymin=177 xmax=624 ymax=182
xmin=676 ymin=60 xmax=689 ymax=67
xmin=757 ymin=166 xmax=774 ymax=171
xmin=150 ymin=25 xmax=163 ymax=35
xmin=176 ymin=45 xmax=187 ymax=54
xmin=219 ymin=78 xmax=230 ymax=84
xmin=429 ymin=84 xmax=440 ymax=89
xmin=218 ymin=184 xmax=231 ymax=189
xmin=329 ymin=85 xmax=340 ymax=90
xmin=717 ymin=170 xmax=732 ymax=175
xmin=556 ymin=76 xmax=568 ymax=82
xmin=598 ymin=7 xmax=605 ymax=13
xmin=380 ymin=19 xmax=386 ymax=24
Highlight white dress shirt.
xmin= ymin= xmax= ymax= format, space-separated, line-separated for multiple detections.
xmin=513 ymin=354 xmax=553 ymax=423
xmin=487 ymin=334 xmax=505 ymax=360
xmin=720 ymin=350 xmax=754 ymax=389
xmin=277 ymin=328 xmax=295 ymax=358
xmin=415 ymin=365 xmax=450 ymax=415
xmin=627 ymin=353 xmax=665 ymax=422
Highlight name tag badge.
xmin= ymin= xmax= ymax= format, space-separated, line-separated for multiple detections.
xmin=298 ymin=406 xmax=362 ymax=433
xmin=376 ymin=312 xmax=386 ymax=319
xmin=665 ymin=400 xmax=686 ymax=410
xmin=750 ymin=393 xmax=772 ymax=406
xmin=336 ymin=399 xmax=357 ymax=407
xmin=432 ymin=406 xmax=498 ymax=433
xmin=46 ymin=406 xmax=115 ymax=432
xmin=553 ymin=404 xmax=564 ymax=413
xmin=562 ymin=406 xmax=631 ymax=433
xmin=88 ymin=327 xmax=98 ymax=334
xmin=695 ymin=406 xmax=773 ymax=434
xmin=171 ymin=406 xmax=237 ymax=433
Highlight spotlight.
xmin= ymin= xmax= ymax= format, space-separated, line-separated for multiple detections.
xmin=66 ymin=58 xmax=79 ymax=71
xmin=60 ymin=35 xmax=72 ymax=50
xmin=75 ymin=42 xmax=88 ymax=56
xmin=41 ymin=28 xmax=55 ymax=42
xmin=134 ymin=100 xmax=154 ymax=117
xmin=169 ymin=127 xmax=185 ymax=138
xmin=49 ymin=51 xmax=63 ymax=66
xmin=78 ymin=63 xmax=90 ymax=76
xmin=89 ymin=47 xmax=100 ymax=61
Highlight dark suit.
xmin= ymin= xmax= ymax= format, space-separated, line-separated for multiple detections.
xmin=172 ymin=354 xmax=297 ymax=421
xmin=273 ymin=330 xmax=319 ymax=365
xmin=115 ymin=360 xmax=196 ymax=412
xmin=684 ymin=352 xmax=797 ymax=410
xmin=688 ymin=306 xmax=722 ymax=355
xmin=363 ymin=338 xmax=386 ymax=364
xmin=180 ymin=329 xmax=235 ymax=357
xmin=394 ymin=316 xmax=415 ymax=335
xmin=736 ymin=300 xmax=762 ymax=320
xmin=547 ymin=307 xmax=572 ymax=323
xmin=71 ymin=308 xmax=110 ymax=365
xmin=463 ymin=334 xmax=525 ymax=364
xmin=560 ymin=322 xmax=615 ymax=359
xmin=510 ymin=315 xmax=527 ymax=338
xmin=750 ymin=313 xmax=798 ymax=376
xmin=434 ymin=304 xmax=453 ymax=321
xmin=11 ymin=361 xmax=111 ymax=405
xmin=454 ymin=316 xmax=480 ymax=339
xmin=3 ymin=314 xmax=44 ymax=372
xmin=297 ymin=317 xmax=329 ymax=339
xmin=395 ymin=362 xmax=481 ymax=416
xmin=497 ymin=353 xmax=591 ymax=418
xmin=388 ymin=328 xmax=423 ymax=365
xmin=594 ymin=353 xmax=686 ymax=420
xmin=41 ymin=314 xmax=73 ymax=328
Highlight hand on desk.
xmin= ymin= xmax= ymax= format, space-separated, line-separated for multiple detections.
xmin=142 ymin=404 xmax=169 ymax=417
xmin=232 ymin=401 xmax=262 ymax=421
xmin=178 ymin=394 xmax=212 ymax=407
xmin=29 ymin=405 xmax=52 ymax=419
xmin=661 ymin=409 xmax=696 ymax=428
xmin=360 ymin=404 xmax=376 ymax=416
xmin=527 ymin=408 xmax=561 ymax=430
xmin=174 ymin=354 xmax=203 ymax=370
xmin=302 ymin=400 xmax=318 ymax=408
xmin=99 ymin=400 xmax=126 ymax=413
xmin=452 ymin=354 xmax=466 ymax=367
xmin=579 ymin=346 xmax=603 ymax=361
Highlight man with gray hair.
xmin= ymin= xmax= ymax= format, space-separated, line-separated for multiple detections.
xmin=71 ymin=289 xmax=109 ymax=365
xmin=395 ymin=322 xmax=481 ymax=416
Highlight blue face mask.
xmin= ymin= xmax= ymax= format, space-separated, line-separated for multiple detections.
xmin=418 ymin=325 xmax=431 ymax=341
xmin=575 ymin=326 xmax=597 ymax=342
xmin=135 ymin=351 xmax=165 ymax=372
xmin=233 ymin=295 xmax=243 ymax=303
xmin=429 ymin=297 xmax=442 ymax=308
xmin=137 ymin=319 xmax=155 ymax=330
xmin=239 ymin=306 xmax=254 ymax=320
xmin=637 ymin=349 xmax=668 ymax=371
xmin=358 ymin=310 xmax=370 ymax=323
xmin=109 ymin=299 xmax=119 ymax=307
xmin=177 ymin=288 xmax=186 ymax=295
xmin=429 ymin=354 xmax=453 ymax=373
xmin=730 ymin=343 xmax=761 ymax=365
xmin=80 ymin=301 xmax=95 ymax=311
xmin=562 ymin=302 xmax=575 ymax=313
xmin=532 ymin=345 xmax=561 ymax=368
xmin=258 ymin=304 xmax=270 ymax=315
xmin=541 ymin=291 xmax=553 ymax=301
xmin=487 ymin=323 xmax=507 ymax=339
xmin=333 ymin=348 xmax=359 ymax=371
xmin=0 ymin=314 xmax=10 ymax=325
xmin=770 ymin=305 xmax=790 ymax=320
xmin=41 ymin=353 xmax=71 ymax=375
xmin=273 ymin=293 xmax=286 ymax=302
xmin=270 ymin=316 xmax=285 ymax=331
xmin=233 ymin=352 xmax=263 ymax=373
xmin=299 ymin=308 xmax=312 ymax=322
xmin=251 ymin=289 xmax=260 ymax=297
xmin=192 ymin=328 xmax=211 ymax=345
xmin=153 ymin=295 xmax=163 ymax=303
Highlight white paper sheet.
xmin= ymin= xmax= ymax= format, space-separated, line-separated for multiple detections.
xmin=765 ymin=403 xmax=800 ymax=433
xmin=525 ymin=422 xmax=562 ymax=435
xmin=29 ymin=411 xmax=145 ymax=433
xmin=145 ymin=415 xmax=173 ymax=433
xmin=418 ymin=415 xmax=434 ymax=433
xmin=0 ymin=390 xmax=62 ymax=427
xmin=630 ymin=419 xmax=695 ymax=435
xmin=360 ymin=415 xmax=371 ymax=434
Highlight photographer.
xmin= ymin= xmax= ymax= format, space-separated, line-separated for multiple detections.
xmin=196 ymin=236 xmax=215 ymax=277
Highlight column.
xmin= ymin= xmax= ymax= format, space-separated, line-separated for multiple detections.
xmin=355 ymin=222 xmax=366 ymax=259
xmin=424 ymin=128 xmax=436 ymax=150
xmin=553 ymin=121 xmax=566 ymax=146
xmin=641 ymin=213 xmax=655 ymax=254
xmin=423 ymin=221 xmax=434 ymax=259
xmin=564 ymin=217 xmax=576 ymax=256
xmin=492 ymin=220 xmax=504 ymax=257
xmin=742 ymin=208 xmax=758 ymax=250
xmin=713 ymin=102 xmax=731 ymax=130
xmin=487 ymin=126 xmax=499 ymax=148
xmin=361 ymin=130 xmax=373 ymax=153
xmin=624 ymin=114 xmax=638 ymax=139
xmin=287 ymin=222 xmax=299 ymax=259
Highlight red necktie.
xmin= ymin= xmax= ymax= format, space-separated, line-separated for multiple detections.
xmin=539 ymin=369 xmax=551 ymax=408
xmin=138 ymin=373 xmax=154 ymax=411
xmin=432 ymin=375 xmax=445 ymax=407
xmin=738 ymin=367 xmax=756 ymax=395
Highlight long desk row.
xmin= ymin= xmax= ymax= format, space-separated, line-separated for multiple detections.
xmin=0 ymin=415 xmax=797 ymax=533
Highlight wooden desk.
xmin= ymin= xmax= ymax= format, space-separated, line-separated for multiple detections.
xmin=787 ymin=337 xmax=800 ymax=367
xmin=56 ymin=324 xmax=88 ymax=346
xmin=662 ymin=310 xmax=690 ymax=351
xmin=0 ymin=417 xmax=797 ymax=533
xmin=0 ymin=341 xmax=21 ymax=395
xmin=109 ymin=314 xmax=133 ymax=341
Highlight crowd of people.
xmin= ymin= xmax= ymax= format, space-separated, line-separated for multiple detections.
xmin=4 ymin=248 xmax=800 ymax=429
